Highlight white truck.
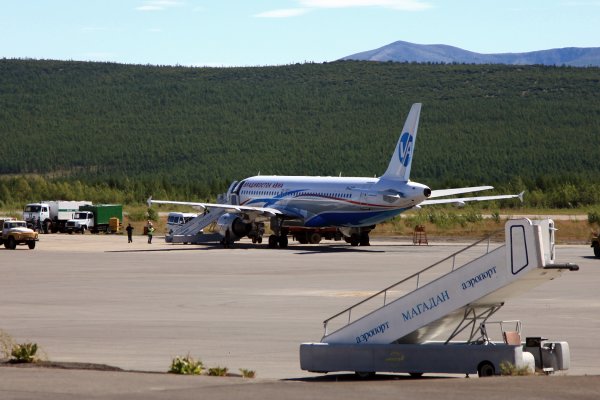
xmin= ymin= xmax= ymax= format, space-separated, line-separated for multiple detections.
xmin=64 ymin=204 xmax=123 ymax=234
xmin=64 ymin=211 xmax=94 ymax=234
xmin=166 ymin=212 xmax=198 ymax=235
xmin=23 ymin=200 xmax=92 ymax=233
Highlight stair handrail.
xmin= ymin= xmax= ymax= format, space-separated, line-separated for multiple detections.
xmin=322 ymin=229 xmax=504 ymax=336
xmin=170 ymin=209 xmax=224 ymax=236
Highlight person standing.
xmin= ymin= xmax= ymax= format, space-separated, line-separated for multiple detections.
xmin=147 ymin=223 xmax=155 ymax=244
xmin=126 ymin=223 xmax=134 ymax=243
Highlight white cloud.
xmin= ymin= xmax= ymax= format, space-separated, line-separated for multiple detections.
xmin=136 ymin=0 xmax=184 ymax=12
xmin=299 ymin=0 xmax=432 ymax=11
xmin=255 ymin=0 xmax=431 ymax=19
xmin=254 ymin=8 xmax=310 ymax=18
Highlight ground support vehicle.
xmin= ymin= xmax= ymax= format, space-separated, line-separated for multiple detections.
xmin=23 ymin=200 xmax=91 ymax=233
xmin=301 ymin=322 xmax=570 ymax=377
xmin=1 ymin=220 xmax=39 ymax=249
xmin=65 ymin=204 xmax=123 ymax=234
xmin=166 ymin=212 xmax=198 ymax=235
xmin=300 ymin=219 xmax=577 ymax=377
xmin=591 ymin=232 xmax=600 ymax=258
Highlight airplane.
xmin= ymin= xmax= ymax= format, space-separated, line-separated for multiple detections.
xmin=149 ymin=103 xmax=523 ymax=248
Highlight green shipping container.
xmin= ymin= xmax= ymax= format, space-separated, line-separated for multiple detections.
xmin=79 ymin=204 xmax=123 ymax=226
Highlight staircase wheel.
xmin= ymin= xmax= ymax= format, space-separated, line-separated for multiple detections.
xmin=477 ymin=361 xmax=495 ymax=377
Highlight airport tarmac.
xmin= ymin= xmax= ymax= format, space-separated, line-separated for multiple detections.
xmin=0 ymin=232 xmax=599 ymax=398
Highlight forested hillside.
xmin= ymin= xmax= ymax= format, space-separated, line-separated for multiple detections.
xmin=1 ymin=59 xmax=599 ymax=207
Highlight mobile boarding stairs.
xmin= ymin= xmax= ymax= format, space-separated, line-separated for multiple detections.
xmin=164 ymin=193 xmax=235 ymax=244
xmin=300 ymin=219 xmax=578 ymax=377
xmin=165 ymin=209 xmax=224 ymax=244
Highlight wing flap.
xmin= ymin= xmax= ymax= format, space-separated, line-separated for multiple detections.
xmin=148 ymin=198 xmax=282 ymax=217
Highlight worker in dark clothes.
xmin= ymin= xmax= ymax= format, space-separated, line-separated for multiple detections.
xmin=126 ymin=223 xmax=134 ymax=243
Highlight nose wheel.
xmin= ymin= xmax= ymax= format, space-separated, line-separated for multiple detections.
xmin=268 ymin=234 xmax=288 ymax=248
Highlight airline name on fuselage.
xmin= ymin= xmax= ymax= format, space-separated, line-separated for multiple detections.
xmin=245 ymin=182 xmax=284 ymax=189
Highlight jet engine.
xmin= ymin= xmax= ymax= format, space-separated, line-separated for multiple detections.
xmin=216 ymin=213 xmax=252 ymax=240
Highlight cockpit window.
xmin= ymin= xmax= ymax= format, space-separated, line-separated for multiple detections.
xmin=233 ymin=180 xmax=246 ymax=195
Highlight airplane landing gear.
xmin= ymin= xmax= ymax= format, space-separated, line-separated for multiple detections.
xmin=268 ymin=234 xmax=288 ymax=248
xmin=268 ymin=217 xmax=289 ymax=248
xmin=360 ymin=231 xmax=370 ymax=246
xmin=344 ymin=229 xmax=372 ymax=247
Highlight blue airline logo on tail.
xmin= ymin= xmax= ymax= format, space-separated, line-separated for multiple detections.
xmin=398 ymin=132 xmax=414 ymax=167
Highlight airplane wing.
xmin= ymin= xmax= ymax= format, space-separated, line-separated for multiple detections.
xmin=147 ymin=197 xmax=282 ymax=217
xmin=421 ymin=191 xmax=524 ymax=206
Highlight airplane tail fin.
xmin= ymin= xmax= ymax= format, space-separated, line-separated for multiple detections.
xmin=381 ymin=103 xmax=421 ymax=181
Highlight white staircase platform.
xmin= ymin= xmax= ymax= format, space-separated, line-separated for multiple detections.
xmin=320 ymin=219 xmax=576 ymax=345
xmin=165 ymin=209 xmax=226 ymax=244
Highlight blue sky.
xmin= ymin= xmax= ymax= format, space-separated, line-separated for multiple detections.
xmin=2 ymin=1 xmax=598 ymax=66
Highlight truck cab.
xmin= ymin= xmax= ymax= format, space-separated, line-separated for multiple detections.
xmin=23 ymin=203 xmax=50 ymax=231
xmin=65 ymin=211 xmax=95 ymax=234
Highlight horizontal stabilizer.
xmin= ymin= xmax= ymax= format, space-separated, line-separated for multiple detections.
xmin=429 ymin=186 xmax=493 ymax=198
xmin=421 ymin=191 xmax=524 ymax=206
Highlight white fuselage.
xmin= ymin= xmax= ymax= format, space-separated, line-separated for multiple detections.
xmin=234 ymin=175 xmax=431 ymax=228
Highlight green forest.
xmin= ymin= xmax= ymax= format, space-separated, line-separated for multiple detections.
xmin=1 ymin=59 xmax=599 ymax=209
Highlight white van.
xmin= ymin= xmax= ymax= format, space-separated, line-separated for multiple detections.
xmin=166 ymin=212 xmax=198 ymax=234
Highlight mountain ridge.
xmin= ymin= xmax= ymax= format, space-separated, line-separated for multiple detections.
xmin=341 ymin=41 xmax=600 ymax=67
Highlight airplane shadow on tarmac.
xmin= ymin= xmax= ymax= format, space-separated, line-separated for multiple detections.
xmin=107 ymin=241 xmax=386 ymax=254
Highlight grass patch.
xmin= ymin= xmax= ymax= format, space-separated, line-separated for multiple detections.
xmin=11 ymin=343 xmax=38 ymax=363
xmin=239 ymin=368 xmax=256 ymax=379
xmin=1 ymin=329 xmax=46 ymax=364
xmin=372 ymin=209 xmax=591 ymax=243
xmin=169 ymin=355 xmax=204 ymax=375
xmin=207 ymin=366 xmax=229 ymax=376
xmin=500 ymin=361 xmax=532 ymax=376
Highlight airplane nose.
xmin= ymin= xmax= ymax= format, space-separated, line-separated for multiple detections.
xmin=424 ymin=187 xmax=432 ymax=198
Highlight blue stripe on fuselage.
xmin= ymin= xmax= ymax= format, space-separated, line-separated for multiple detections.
xmin=304 ymin=208 xmax=408 ymax=227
